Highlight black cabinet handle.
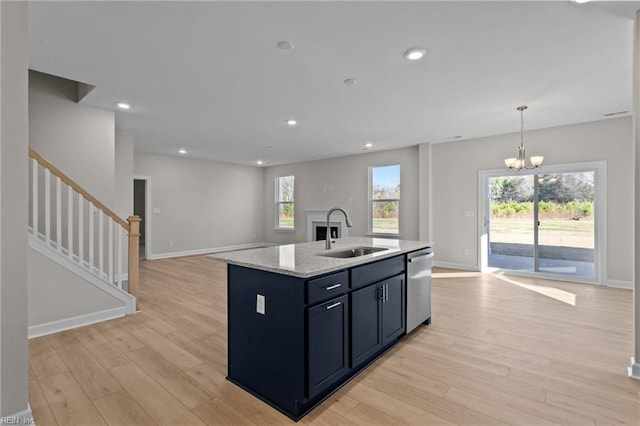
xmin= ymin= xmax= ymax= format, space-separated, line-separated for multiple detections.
xmin=326 ymin=283 xmax=341 ymax=291
xmin=326 ymin=302 xmax=341 ymax=310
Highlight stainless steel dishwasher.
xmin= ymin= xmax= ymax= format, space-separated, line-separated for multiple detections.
xmin=406 ymin=247 xmax=433 ymax=333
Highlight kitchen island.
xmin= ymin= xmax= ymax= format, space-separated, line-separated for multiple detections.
xmin=209 ymin=237 xmax=433 ymax=421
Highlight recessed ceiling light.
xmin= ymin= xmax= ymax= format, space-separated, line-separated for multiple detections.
xmin=404 ymin=48 xmax=426 ymax=61
xmin=266 ymin=145 xmax=274 ymax=150
xmin=257 ymin=160 xmax=264 ymax=165
xmin=344 ymin=78 xmax=357 ymax=86
xmin=277 ymin=41 xmax=294 ymax=50
xmin=364 ymin=142 xmax=373 ymax=148
xmin=286 ymin=119 xmax=297 ymax=126
xmin=571 ymin=0 xmax=591 ymax=4
xmin=116 ymin=102 xmax=130 ymax=110
xmin=178 ymin=149 xmax=187 ymax=155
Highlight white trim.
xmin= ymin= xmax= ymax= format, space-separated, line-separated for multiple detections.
xmin=28 ymin=307 xmax=126 ymax=339
xmin=2 ymin=405 xmax=33 ymax=425
xmin=478 ymin=160 xmax=607 ymax=285
xmin=433 ymin=261 xmax=480 ymax=271
xmin=28 ymin=233 xmax=136 ymax=314
xmin=606 ymin=279 xmax=633 ymax=290
xmin=628 ymin=357 xmax=640 ymax=380
xmin=147 ymin=242 xmax=273 ymax=260
xmin=133 ymin=175 xmax=151 ymax=260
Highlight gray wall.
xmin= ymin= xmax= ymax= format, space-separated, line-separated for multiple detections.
xmin=263 ymin=146 xmax=419 ymax=244
xmin=27 ymin=248 xmax=124 ymax=327
xmin=0 ymin=1 xmax=29 ymax=417
xmin=115 ymin=128 xmax=134 ymax=219
xmin=431 ymin=116 xmax=633 ymax=283
xmin=29 ymin=70 xmax=115 ymax=205
xmin=134 ymin=152 xmax=265 ymax=257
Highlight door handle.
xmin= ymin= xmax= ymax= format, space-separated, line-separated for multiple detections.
xmin=384 ymin=283 xmax=388 ymax=303
xmin=326 ymin=302 xmax=341 ymax=310
xmin=325 ymin=283 xmax=341 ymax=291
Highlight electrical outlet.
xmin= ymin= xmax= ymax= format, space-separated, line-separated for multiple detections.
xmin=256 ymin=294 xmax=265 ymax=315
xmin=168 ymin=240 xmax=173 ymax=247
xmin=462 ymin=248 xmax=469 ymax=256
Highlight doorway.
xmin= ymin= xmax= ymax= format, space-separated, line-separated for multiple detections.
xmin=479 ymin=162 xmax=606 ymax=284
xmin=133 ymin=177 xmax=150 ymax=260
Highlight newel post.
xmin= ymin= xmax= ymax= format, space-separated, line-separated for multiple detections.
xmin=127 ymin=215 xmax=141 ymax=299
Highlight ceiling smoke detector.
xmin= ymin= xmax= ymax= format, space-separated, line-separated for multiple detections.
xmin=277 ymin=41 xmax=294 ymax=50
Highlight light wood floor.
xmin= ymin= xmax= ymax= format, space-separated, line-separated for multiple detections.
xmin=29 ymin=256 xmax=640 ymax=425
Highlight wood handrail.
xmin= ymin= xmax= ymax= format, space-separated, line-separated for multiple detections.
xmin=28 ymin=148 xmax=129 ymax=230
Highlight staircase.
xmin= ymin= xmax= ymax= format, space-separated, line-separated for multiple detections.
xmin=28 ymin=148 xmax=139 ymax=333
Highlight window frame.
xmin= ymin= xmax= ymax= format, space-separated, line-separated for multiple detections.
xmin=368 ymin=164 xmax=401 ymax=236
xmin=275 ymin=175 xmax=295 ymax=231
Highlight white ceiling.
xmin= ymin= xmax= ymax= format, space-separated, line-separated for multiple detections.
xmin=28 ymin=1 xmax=640 ymax=166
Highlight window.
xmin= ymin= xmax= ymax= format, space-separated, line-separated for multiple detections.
xmin=276 ymin=175 xmax=295 ymax=229
xmin=370 ymin=165 xmax=400 ymax=235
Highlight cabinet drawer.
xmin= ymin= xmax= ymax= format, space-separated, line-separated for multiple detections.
xmin=307 ymin=270 xmax=349 ymax=305
xmin=351 ymin=255 xmax=405 ymax=290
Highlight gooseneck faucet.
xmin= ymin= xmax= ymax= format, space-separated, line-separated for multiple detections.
xmin=325 ymin=207 xmax=353 ymax=249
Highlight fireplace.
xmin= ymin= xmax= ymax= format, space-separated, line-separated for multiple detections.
xmin=305 ymin=210 xmax=349 ymax=242
xmin=313 ymin=223 xmax=341 ymax=241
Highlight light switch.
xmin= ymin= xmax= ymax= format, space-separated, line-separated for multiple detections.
xmin=464 ymin=210 xmax=474 ymax=217
xmin=256 ymin=294 xmax=265 ymax=315
xmin=152 ymin=208 xmax=161 ymax=214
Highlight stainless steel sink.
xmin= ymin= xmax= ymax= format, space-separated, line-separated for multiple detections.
xmin=318 ymin=246 xmax=388 ymax=258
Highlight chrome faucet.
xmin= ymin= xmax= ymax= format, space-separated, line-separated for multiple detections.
xmin=325 ymin=207 xmax=353 ymax=249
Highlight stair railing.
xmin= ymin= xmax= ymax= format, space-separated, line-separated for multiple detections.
xmin=28 ymin=148 xmax=140 ymax=298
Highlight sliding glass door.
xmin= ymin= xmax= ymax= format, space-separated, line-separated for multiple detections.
xmin=481 ymin=163 xmax=603 ymax=282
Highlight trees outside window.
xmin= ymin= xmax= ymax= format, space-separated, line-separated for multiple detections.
xmin=370 ymin=165 xmax=400 ymax=235
xmin=276 ymin=175 xmax=294 ymax=229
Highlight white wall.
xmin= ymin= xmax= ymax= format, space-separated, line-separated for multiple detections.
xmin=431 ymin=116 xmax=633 ymax=283
xmin=134 ymin=152 xmax=265 ymax=257
xmin=29 ymin=70 xmax=115 ymax=205
xmin=0 ymin=1 xmax=29 ymax=417
xmin=27 ymin=248 xmax=124 ymax=327
xmin=263 ymin=147 xmax=419 ymax=244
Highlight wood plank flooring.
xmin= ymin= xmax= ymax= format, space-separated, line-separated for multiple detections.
xmin=29 ymin=256 xmax=640 ymax=425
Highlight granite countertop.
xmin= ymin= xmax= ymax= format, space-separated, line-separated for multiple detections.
xmin=208 ymin=237 xmax=433 ymax=278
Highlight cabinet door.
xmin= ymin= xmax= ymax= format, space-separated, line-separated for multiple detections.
xmin=381 ymin=274 xmax=405 ymax=346
xmin=307 ymin=295 xmax=349 ymax=398
xmin=351 ymin=283 xmax=382 ymax=367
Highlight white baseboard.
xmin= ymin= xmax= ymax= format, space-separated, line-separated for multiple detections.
xmin=2 ymin=404 xmax=33 ymax=425
xmin=148 ymin=242 xmax=273 ymax=260
xmin=433 ymin=261 xmax=480 ymax=272
xmin=28 ymin=306 xmax=126 ymax=339
xmin=607 ymin=279 xmax=632 ymax=290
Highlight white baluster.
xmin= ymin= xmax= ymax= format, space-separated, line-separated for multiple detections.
xmin=99 ymin=212 xmax=104 ymax=278
xmin=117 ymin=227 xmax=123 ymax=289
xmin=32 ymin=159 xmax=38 ymax=235
xmin=79 ymin=197 xmax=84 ymax=266
xmin=108 ymin=219 xmax=114 ymax=284
xmin=68 ymin=186 xmax=73 ymax=260
xmin=56 ymin=176 xmax=62 ymax=252
xmin=89 ymin=203 xmax=94 ymax=271
xmin=45 ymin=168 xmax=51 ymax=244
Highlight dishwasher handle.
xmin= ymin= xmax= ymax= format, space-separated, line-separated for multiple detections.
xmin=407 ymin=248 xmax=433 ymax=262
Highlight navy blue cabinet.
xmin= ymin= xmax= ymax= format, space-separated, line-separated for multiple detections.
xmin=307 ymin=295 xmax=349 ymax=398
xmin=352 ymin=273 xmax=405 ymax=368
xmin=226 ymin=255 xmax=407 ymax=421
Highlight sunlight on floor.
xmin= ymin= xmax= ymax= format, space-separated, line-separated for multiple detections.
xmin=494 ymin=273 xmax=577 ymax=306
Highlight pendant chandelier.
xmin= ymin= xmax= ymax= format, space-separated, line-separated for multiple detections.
xmin=504 ymin=106 xmax=544 ymax=171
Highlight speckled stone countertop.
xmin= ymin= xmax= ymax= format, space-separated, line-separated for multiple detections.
xmin=208 ymin=237 xmax=433 ymax=278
